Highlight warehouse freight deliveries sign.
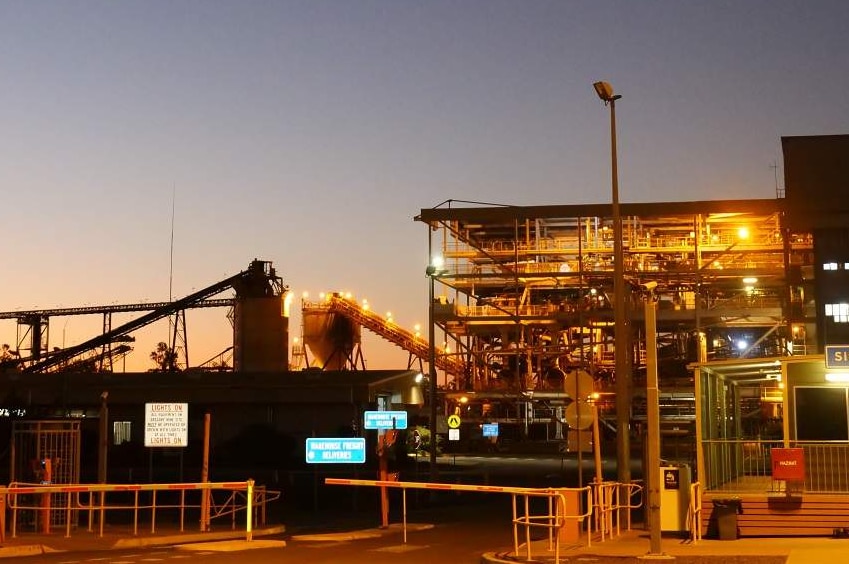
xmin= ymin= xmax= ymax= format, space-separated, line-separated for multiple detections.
xmin=144 ymin=403 xmax=189 ymax=447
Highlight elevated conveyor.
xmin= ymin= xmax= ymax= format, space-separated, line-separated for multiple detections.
xmin=18 ymin=260 xmax=282 ymax=374
xmin=302 ymin=294 xmax=466 ymax=377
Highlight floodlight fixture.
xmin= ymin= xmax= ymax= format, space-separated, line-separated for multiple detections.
xmin=593 ymin=81 xmax=621 ymax=103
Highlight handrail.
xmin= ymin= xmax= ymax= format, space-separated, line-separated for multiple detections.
xmin=325 ymin=477 xmax=592 ymax=563
xmin=688 ymin=481 xmax=703 ymax=543
xmin=0 ymin=480 xmax=273 ymax=541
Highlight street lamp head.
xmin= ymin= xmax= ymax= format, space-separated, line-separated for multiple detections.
xmin=593 ymin=81 xmax=621 ymax=103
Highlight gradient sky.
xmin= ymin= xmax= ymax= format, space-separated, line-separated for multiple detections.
xmin=2 ymin=1 xmax=848 ymax=372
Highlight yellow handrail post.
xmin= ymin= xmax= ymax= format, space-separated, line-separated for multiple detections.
xmin=402 ymin=487 xmax=408 ymax=544
xmin=99 ymin=488 xmax=105 ymax=538
xmin=512 ymin=493 xmax=519 ymax=557
xmin=524 ymin=494 xmax=531 ymax=561
xmin=10 ymin=492 xmax=17 ymax=539
xmin=0 ymin=490 xmax=5 ymax=543
xmin=65 ymin=491 xmax=72 ymax=538
xmin=87 ymin=491 xmax=94 ymax=533
xmin=246 ymin=479 xmax=254 ymax=541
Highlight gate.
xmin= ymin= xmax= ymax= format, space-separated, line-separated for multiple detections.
xmin=11 ymin=420 xmax=81 ymax=529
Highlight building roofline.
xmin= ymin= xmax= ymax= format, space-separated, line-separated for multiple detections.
xmin=415 ymin=198 xmax=784 ymax=223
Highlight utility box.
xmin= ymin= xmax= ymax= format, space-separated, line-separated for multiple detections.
xmin=660 ymin=464 xmax=692 ymax=533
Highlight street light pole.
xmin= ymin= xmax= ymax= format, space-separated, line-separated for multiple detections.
xmin=427 ymin=266 xmax=438 ymax=482
xmin=645 ymin=295 xmax=663 ymax=556
xmin=593 ymin=81 xmax=632 ymax=512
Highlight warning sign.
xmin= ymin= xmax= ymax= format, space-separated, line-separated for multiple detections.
xmin=144 ymin=403 xmax=189 ymax=448
xmin=772 ymin=447 xmax=805 ymax=481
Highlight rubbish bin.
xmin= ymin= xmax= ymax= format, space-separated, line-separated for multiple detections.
xmin=712 ymin=498 xmax=742 ymax=540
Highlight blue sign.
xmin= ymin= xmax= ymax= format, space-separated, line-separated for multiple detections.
xmin=826 ymin=345 xmax=849 ymax=369
xmin=482 ymin=423 xmax=499 ymax=438
xmin=305 ymin=438 xmax=366 ymax=464
xmin=364 ymin=410 xmax=408 ymax=430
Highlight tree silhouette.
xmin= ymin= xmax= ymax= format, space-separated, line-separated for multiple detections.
xmin=150 ymin=342 xmax=178 ymax=371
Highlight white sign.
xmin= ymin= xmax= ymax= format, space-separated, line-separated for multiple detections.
xmin=448 ymin=428 xmax=460 ymax=441
xmin=144 ymin=403 xmax=188 ymax=447
xmin=364 ymin=410 xmax=408 ymax=430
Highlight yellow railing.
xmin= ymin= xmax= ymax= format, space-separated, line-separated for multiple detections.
xmin=688 ymin=481 xmax=702 ymax=543
xmin=325 ymin=477 xmax=592 ymax=564
xmin=1 ymin=480 xmax=279 ymax=541
xmin=590 ymin=480 xmax=643 ymax=542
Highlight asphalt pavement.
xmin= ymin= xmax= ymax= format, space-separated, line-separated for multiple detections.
xmin=5 ymin=517 xmax=849 ymax=563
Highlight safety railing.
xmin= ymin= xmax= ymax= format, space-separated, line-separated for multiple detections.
xmin=325 ymin=477 xmax=592 ymax=564
xmin=688 ymin=481 xmax=703 ymax=543
xmin=590 ymin=480 xmax=643 ymax=542
xmin=700 ymin=439 xmax=784 ymax=491
xmin=511 ymin=488 xmax=577 ymax=563
xmin=1 ymin=480 xmax=278 ymax=541
xmin=703 ymin=439 xmax=849 ymax=494
xmin=790 ymin=441 xmax=849 ymax=493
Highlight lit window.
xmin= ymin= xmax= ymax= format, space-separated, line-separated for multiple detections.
xmin=824 ymin=262 xmax=838 ymax=271
xmin=113 ymin=421 xmax=132 ymax=445
xmin=825 ymin=303 xmax=849 ymax=323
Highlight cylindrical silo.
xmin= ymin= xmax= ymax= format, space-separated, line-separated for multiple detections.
xmin=233 ymin=295 xmax=289 ymax=372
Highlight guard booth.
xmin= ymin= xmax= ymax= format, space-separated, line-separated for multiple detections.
xmin=659 ymin=464 xmax=691 ymax=533
xmin=695 ymin=355 xmax=849 ymax=537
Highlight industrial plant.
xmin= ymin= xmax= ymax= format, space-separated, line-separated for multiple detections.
xmin=2 ymin=134 xmax=849 ymax=537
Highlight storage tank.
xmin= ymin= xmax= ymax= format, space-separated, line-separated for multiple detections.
xmin=302 ymin=303 xmax=361 ymax=370
xmin=232 ymin=260 xmax=289 ymax=372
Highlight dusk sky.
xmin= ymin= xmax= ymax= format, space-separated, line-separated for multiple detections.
xmin=3 ymin=1 xmax=848 ymax=372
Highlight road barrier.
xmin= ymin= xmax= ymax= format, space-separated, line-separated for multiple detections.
xmin=326 ymin=477 xmax=594 ymax=564
xmin=0 ymin=479 xmax=279 ymax=542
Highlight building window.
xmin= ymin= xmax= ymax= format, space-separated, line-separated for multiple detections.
xmin=824 ymin=262 xmax=839 ymax=271
xmin=113 ymin=421 xmax=132 ymax=445
xmin=825 ymin=303 xmax=849 ymax=323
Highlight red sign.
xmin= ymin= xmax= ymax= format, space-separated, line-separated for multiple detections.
xmin=771 ymin=447 xmax=805 ymax=481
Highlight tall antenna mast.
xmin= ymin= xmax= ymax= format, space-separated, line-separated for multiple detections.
xmin=167 ymin=186 xmax=176 ymax=358
xmin=169 ymin=185 xmax=176 ymax=303
xmin=771 ymin=161 xmax=783 ymax=198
